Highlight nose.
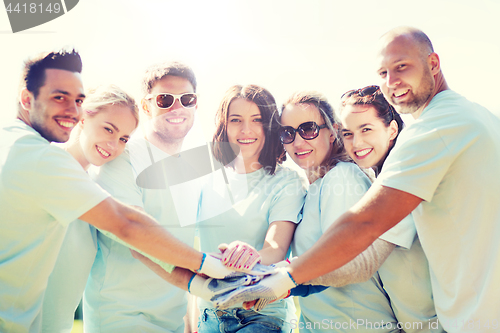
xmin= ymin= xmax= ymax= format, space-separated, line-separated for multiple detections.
xmin=66 ymin=99 xmax=82 ymax=120
xmin=292 ymin=133 xmax=306 ymax=147
xmin=241 ymin=121 xmax=252 ymax=134
xmin=352 ymin=134 xmax=364 ymax=148
xmin=106 ymin=140 xmax=117 ymax=151
xmin=386 ymin=70 xmax=400 ymax=89
xmin=169 ymin=98 xmax=184 ymax=112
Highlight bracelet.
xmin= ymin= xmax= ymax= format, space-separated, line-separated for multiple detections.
xmin=187 ymin=274 xmax=196 ymax=292
xmin=286 ymin=271 xmax=298 ymax=286
xmin=196 ymin=253 xmax=206 ymax=272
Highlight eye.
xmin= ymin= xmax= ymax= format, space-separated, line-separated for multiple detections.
xmin=362 ymin=128 xmax=372 ymax=133
xmin=378 ymin=71 xmax=387 ymax=78
xmin=253 ymin=118 xmax=263 ymax=123
xmin=229 ymin=118 xmax=240 ymax=122
xmin=104 ymin=127 xmax=113 ymax=134
xmin=342 ymin=132 xmax=352 ymax=138
xmin=397 ymin=64 xmax=406 ymax=70
xmin=54 ymin=95 xmax=65 ymax=102
xmin=76 ymin=98 xmax=84 ymax=106
xmin=120 ymin=137 xmax=128 ymax=143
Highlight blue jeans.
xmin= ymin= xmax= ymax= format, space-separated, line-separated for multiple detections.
xmin=198 ymin=308 xmax=292 ymax=333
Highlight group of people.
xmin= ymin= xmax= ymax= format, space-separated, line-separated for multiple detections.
xmin=1 ymin=26 xmax=499 ymax=333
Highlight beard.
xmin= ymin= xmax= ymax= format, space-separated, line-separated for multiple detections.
xmin=393 ymin=67 xmax=434 ymax=115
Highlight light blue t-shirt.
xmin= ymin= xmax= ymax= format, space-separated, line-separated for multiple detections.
xmin=292 ymin=162 xmax=399 ymax=333
xmin=197 ymin=165 xmax=306 ymax=324
xmin=41 ymin=219 xmax=97 ymax=333
xmin=378 ymin=214 xmax=442 ymax=332
xmin=0 ymin=120 xmax=109 ymax=333
xmin=376 ymin=90 xmax=500 ymax=332
xmin=84 ymin=136 xmax=202 ymax=333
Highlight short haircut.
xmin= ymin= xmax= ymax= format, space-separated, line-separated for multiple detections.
xmin=383 ymin=26 xmax=434 ymax=59
xmin=83 ymin=84 xmax=139 ymax=128
xmin=282 ymin=91 xmax=351 ymax=170
xmin=212 ymin=84 xmax=285 ymax=175
xmin=21 ymin=49 xmax=82 ymax=98
xmin=140 ymin=61 xmax=197 ymax=96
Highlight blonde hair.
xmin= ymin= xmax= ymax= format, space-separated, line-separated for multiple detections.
xmin=82 ymin=84 xmax=139 ymax=127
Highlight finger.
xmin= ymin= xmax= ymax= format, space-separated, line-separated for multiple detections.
xmin=130 ymin=249 xmax=144 ymax=259
xmin=242 ymin=300 xmax=257 ymax=310
xmin=218 ymin=243 xmax=228 ymax=253
xmin=222 ymin=245 xmax=239 ymax=266
xmin=240 ymin=252 xmax=261 ymax=270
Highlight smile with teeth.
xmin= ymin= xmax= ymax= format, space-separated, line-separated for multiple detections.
xmin=355 ymin=148 xmax=372 ymax=157
xmin=296 ymin=150 xmax=312 ymax=156
xmin=56 ymin=119 xmax=75 ymax=129
xmin=237 ymin=139 xmax=257 ymax=144
xmin=96 ymin=146 xmax=110 ymax=157
xmin=394 ymin=89 xmax=409 ymax=98
xmin=167 ymin=118 xmax=185 ymax=124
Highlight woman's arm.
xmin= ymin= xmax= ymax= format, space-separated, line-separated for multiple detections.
xmin=259 ymin=220 xmax=297 ymax=265
xmin=220 ymin=220 xmax=297 ymax=269
xmin=305 ymin=238 xmax=395 ymax=287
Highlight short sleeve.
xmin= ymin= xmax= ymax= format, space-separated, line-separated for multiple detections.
xmin=268 ymin=169 xmax=306 ymax=225
xmin=89 ymin=149 xmax=143 ymax=208
xmin=319 ymin=163 xmax=371 ymax=233
xmin=375 ymin=124 xmax=453 ymax=202
xmin=378 ymin=213 xmax=416 ymax=249
xmin=30 ymin=146 xmax=109 ymax=226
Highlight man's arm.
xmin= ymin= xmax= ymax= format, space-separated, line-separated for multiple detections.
xmin=287 ymin=184 xmax=422 ymax=284
xmin=79 ymin=197 xmax=203 ymax=272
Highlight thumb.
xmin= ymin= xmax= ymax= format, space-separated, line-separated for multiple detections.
xmin=218 ymin=243 xmax=229 ymax=253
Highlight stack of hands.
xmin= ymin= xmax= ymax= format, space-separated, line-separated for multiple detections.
xmin=191 ymin=241 xmax=297 ymax=311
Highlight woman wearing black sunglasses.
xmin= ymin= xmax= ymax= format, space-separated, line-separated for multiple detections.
xmin=195 ymin=85 xmax=306 ymax=333
xmin=280 ymin=91 xmax=400 ymax=332
xmin=338 ymin=86 xmax=442 ymax=332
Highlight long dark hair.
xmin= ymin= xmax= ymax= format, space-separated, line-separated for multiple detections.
xmin=212 ymin=84 xmax=285 ymax=175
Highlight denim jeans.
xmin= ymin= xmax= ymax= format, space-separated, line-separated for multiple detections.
xmin=198 ymin=308 xmax=292 ymax=333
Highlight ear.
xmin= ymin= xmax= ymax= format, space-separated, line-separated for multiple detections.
xmin=428 ymin=52 xmax=440 ymax=76
xmin=20 ymin=88 xmax=34 ymax=112
xmin=329 ymin=124 xmax=338 ymax=144
xmin=141 ymin=99 xmax=151 ymax=117
xmin=388 ymin=119 xmax=399 ymax=141
xmin=79 ymin=118 xmax=85 ymax=128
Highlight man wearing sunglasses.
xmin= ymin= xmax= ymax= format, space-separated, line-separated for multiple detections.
xmin=0 ymin=51 xmax=236 ymax=333
xmin=84 ymin=61 xmax=206 ymax=333
xmin=231 ymin=27 xmax=500 ymax=332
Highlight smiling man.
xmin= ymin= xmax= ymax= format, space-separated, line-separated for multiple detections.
xmin=230 ymin=27 xmax=500 ymax=333
xmin=84 ymin=61 xmax=205 ymax=333
xmin=0 ymin=50 xmax=230 ymax=333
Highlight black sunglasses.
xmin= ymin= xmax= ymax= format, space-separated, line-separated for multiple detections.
xmin=145 ymin=93 xmax=197 ymax=109
xmin=342 ymin=85 xmax=396 ymax=121
xmin=280 ymin=121 xmax=327 ymax=144
xmin=341 ymin=85 xmax=380 ymax=100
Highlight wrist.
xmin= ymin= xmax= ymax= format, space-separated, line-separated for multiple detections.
xmin=196 ymin=253 xmax=206 ymax=272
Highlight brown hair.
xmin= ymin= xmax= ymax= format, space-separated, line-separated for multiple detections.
xmin=212 ymin=85 xmax=285 ymax=175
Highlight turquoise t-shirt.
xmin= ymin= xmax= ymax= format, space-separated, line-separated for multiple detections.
xmin=0 ymin=120 xmax=109 ymax=333
xmin=84 ymin=136 xmax=201 ymax=333
xmin=292 ymin=162 xmax=399 ymax=333
xmin=197 ymin=165 xmax=306 ymax=324
xmin=377 ymin=90 xmax=500 ymax=332
xmin=378 ymin=215 xmax=443 ymax=332
xmin=41 ymin=219 xmax=97 ymax=333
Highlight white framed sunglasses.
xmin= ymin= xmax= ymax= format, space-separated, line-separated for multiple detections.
xmin=145 ymin=92 xmax=198 ymax=109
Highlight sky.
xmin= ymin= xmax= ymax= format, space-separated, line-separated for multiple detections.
xmin=1 ymin=0 xmax=499 ymax=142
